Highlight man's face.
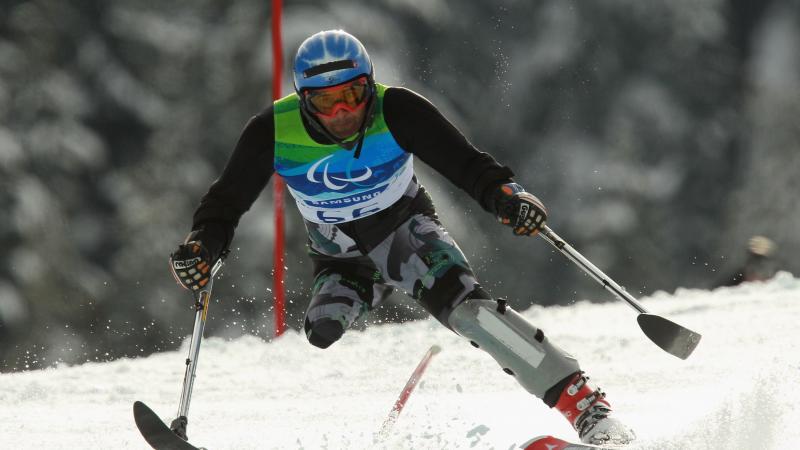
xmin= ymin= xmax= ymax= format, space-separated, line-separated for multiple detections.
xmin=304 ymin=77 xmax=369 ymax=140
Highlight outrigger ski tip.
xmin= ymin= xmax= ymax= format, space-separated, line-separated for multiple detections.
xmin=135 ymin=261 xmax=223 ymax=449
xmin=133 ymin=401 xmax=203 ymax=450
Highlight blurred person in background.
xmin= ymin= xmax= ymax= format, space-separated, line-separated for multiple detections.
xmin=167 ymin=30 xmax=635 ymax=446
xmin=717 ymin=235 xmax=781 ymax=286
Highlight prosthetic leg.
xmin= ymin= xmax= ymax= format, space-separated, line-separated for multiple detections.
xmin=447 ymin=297 xmax=579 ymax=398
xmin=447 ymin=297 xmax=635 ymax=446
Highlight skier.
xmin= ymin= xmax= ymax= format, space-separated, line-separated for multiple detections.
xmin=169 ymin=30 xmax=636 ymax=446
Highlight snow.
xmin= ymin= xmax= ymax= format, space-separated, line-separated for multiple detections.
xmin=2 ymin=272 xmax=799 ymax=449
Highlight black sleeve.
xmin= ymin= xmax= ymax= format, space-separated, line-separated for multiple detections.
xmin=189 ymin=107 xmax=275 ymax=261
xmin=382 ymin=87 xmax=514 ymax=213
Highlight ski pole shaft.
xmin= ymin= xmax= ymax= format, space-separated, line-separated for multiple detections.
xmin=538 ymin=225 xmax=648 ymax=314
xmin=537 ymin=225 xmax=701 ymax=359
xmin=378 ymin=345 xmax=441 ymax=437
xmin=177 ymin=259 xmax=223 ymax=419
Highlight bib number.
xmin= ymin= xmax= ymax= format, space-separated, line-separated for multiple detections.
xmin=316 ymin=204 xmax=381 ymax=223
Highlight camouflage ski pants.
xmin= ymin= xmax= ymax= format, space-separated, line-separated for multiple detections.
xmin=303 ymin=213 xmax=485 ymax=348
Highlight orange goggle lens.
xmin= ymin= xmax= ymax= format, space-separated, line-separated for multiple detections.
xmin=305 ymin=78 xmax=369 ymax=115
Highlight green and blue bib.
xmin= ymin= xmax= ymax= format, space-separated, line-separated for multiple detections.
xmin=274 ymin=84 xmax=413 ymax=224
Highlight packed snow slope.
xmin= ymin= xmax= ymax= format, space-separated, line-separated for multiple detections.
xmin=2 ymin=273 xmax=798 ymax=449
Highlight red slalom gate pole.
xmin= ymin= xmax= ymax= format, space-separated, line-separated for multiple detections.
xmin=377 ymin=345 xmax=442 ymax=438
xmin=271 ymin=0 xmax=286 ymax=337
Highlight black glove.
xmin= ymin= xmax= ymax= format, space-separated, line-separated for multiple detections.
xmin=169 ymin=241 xmax=213 ymax=291
xmin=494 ymin=182 xmax=548 ymax=236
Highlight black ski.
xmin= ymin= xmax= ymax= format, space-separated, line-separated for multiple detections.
xmin=133 ymin=401 xmax=202 ymax=450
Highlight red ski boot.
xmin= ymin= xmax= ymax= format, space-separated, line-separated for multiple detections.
xmin=554 ymin=373 xmax=636 ymax=446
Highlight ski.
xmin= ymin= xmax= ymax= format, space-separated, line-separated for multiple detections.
xmin=521 ymin=435 xmax=615 ymax=450
xmin=133 ymin=401 xmax=202 ymax=450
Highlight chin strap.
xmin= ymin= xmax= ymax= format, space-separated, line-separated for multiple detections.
xmin=299 ymin=82 xmax=377 ymax=159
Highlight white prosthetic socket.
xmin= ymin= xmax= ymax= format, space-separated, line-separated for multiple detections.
xmin=448 ymin=298 xmax=580 ymax=399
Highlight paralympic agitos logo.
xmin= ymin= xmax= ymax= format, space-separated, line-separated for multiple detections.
xmin=306 ymin=154 xmax=373 ymax=190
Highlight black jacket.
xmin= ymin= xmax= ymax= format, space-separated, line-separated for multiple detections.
xmin=190 ymin=87 xmax=514 ymax=260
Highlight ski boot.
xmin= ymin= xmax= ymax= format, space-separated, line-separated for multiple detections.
xmin=554 ymin=372 xmax=636 ymax=446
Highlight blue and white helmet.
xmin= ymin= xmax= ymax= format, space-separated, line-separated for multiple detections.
xmin=293 ymin=30 xmax=374 ymax=93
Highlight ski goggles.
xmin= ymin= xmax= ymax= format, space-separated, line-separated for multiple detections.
xmin=303 ymin=77 xmax=370 ymax=116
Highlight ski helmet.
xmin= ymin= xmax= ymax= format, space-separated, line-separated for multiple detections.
xmin=293 ymin=30 xmax=374 ymax=93
xmin=292 ymin=30 xmax=377 ymax=157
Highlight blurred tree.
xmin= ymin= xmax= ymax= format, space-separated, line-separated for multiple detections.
xmin=1 ymin=0 xmax=798 ymax=372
